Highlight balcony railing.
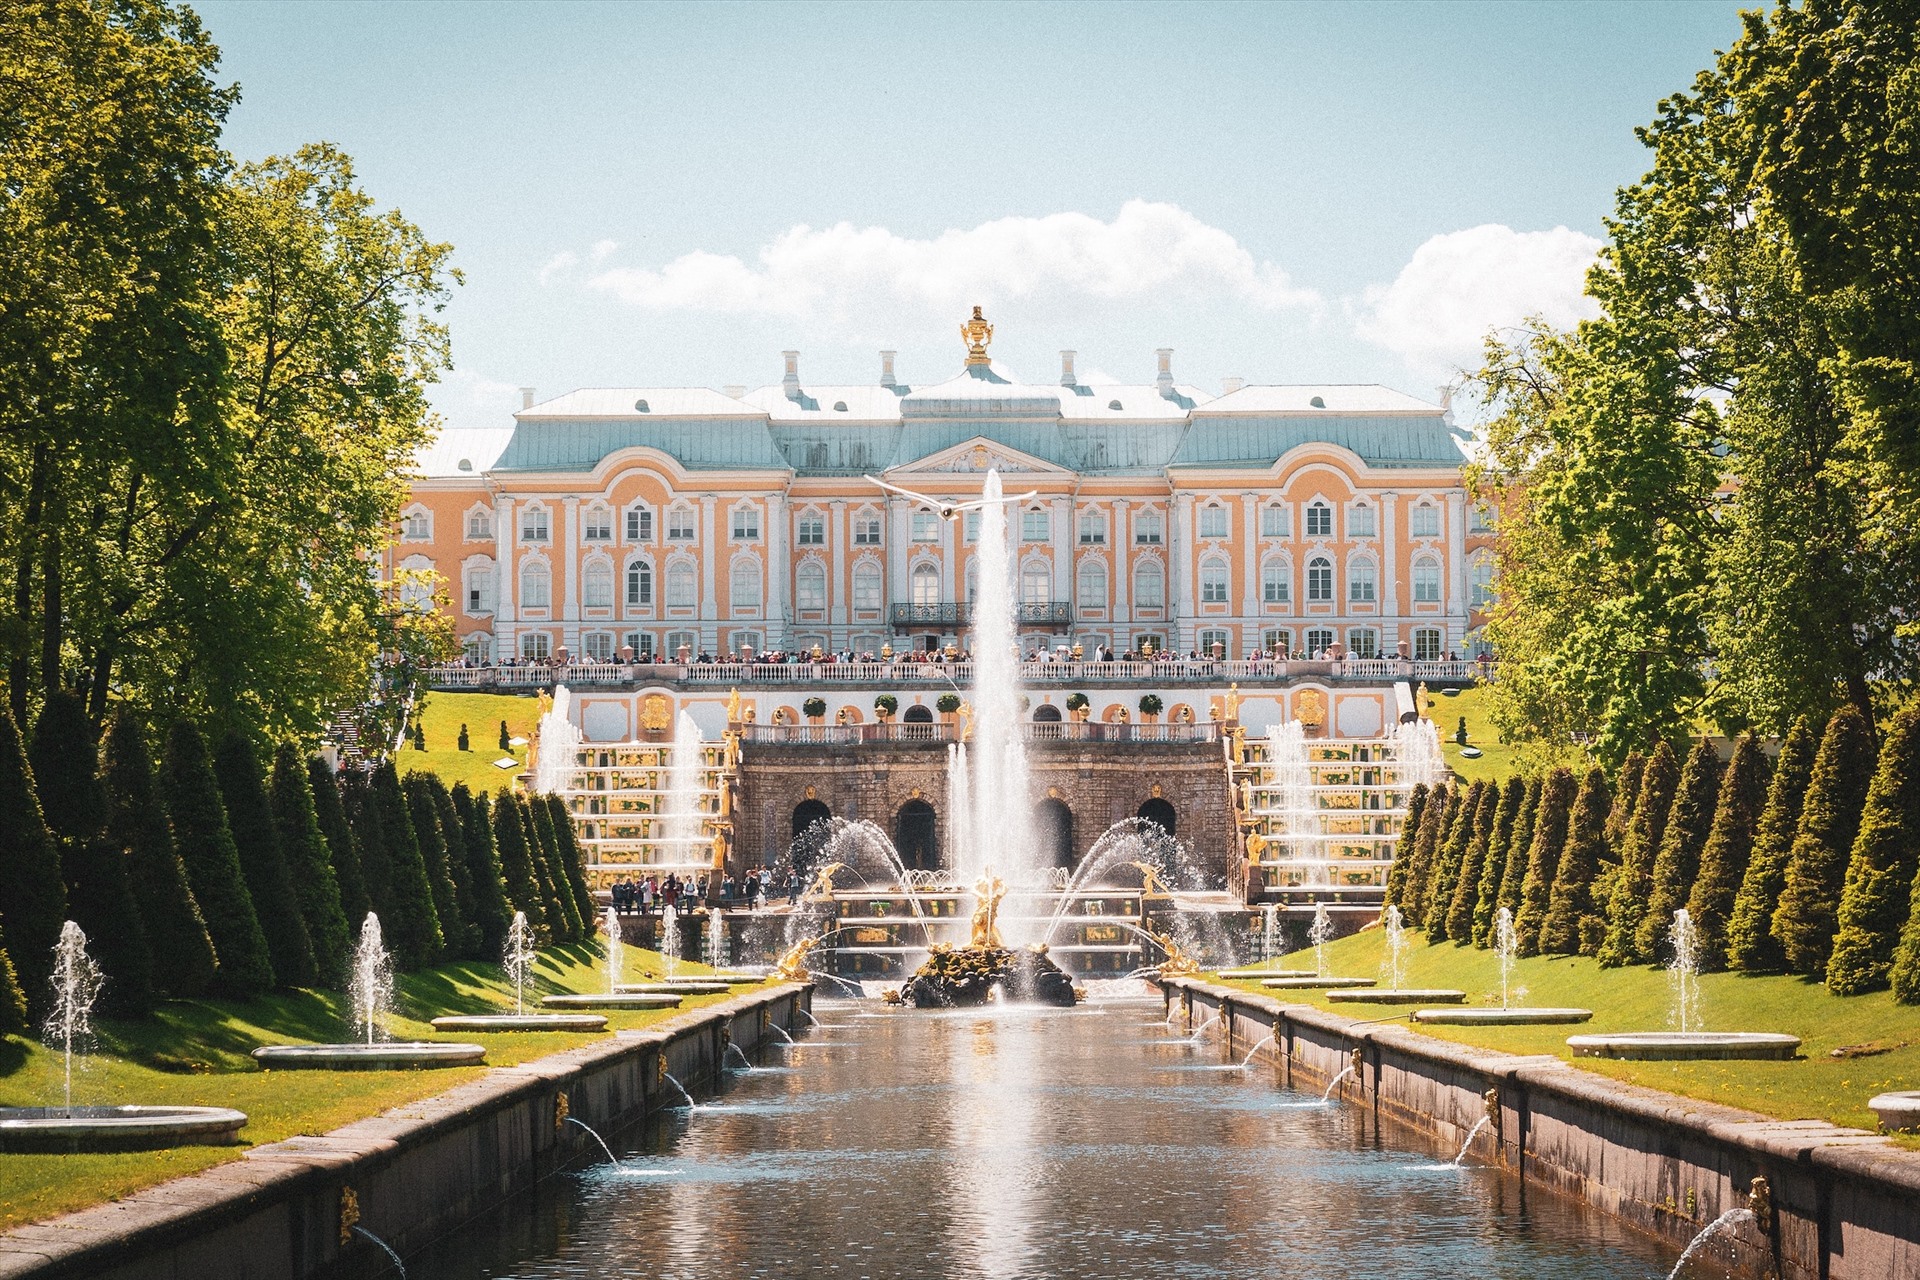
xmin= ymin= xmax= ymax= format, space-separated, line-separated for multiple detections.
xmin=739 ymin=721 xmax=1222 ymax=747
xmin=887 ymin=602 xmax=1073 ymax=628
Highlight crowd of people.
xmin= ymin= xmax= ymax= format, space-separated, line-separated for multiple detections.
xmin=606 ymin=866 xmax=805 ymax=915
xmin=438 ymin=643 xmax=1480 ymax=670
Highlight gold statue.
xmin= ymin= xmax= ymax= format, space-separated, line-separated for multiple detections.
xmin=956 ymin=700 xmax=974 ymax=742
xmin=803 ymin=861 xmax=847 ymax=902
xmin=970 ymin=871 xmax=1008 ymax=948
xmin=1226 ymin=683 xmax=1240 ymax=721
xmin=710 ymin=829 xmax=727 ymax=868
xmin=1417 ymin=682 xmax=1430 ymax=715
xmin=1246 ymin=830 xmax=1268 ymax=861
xmin=1297 ymin=688 xmax=1325 ymax=729
xmin=961 ymin=305 xmax=994 ymax=366
xmin=772 ymin=935 xmax=820 ymax=982
xmin=1241 ymin=778 xmax=1254 ymax=811
xmin=726 ymin=687 xmax=742 ymax=724
xmin=1127 ymin=861 xmax=1171 ymax=899
xmin=1143 ymin=925 xmax=1200 ymax=977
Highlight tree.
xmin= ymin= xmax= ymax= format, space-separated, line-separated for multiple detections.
xmin=1774 ymin=707 xmax=1876 ymax=977
xmin=1428 ymin=781 xmax=1486 ymax=942
xmin=1728 ymin=715 xmax=1819 ymax=973
xmin=1402 ymin=785 xmax=1456 ymax=929
xmin=104 ymin=710 xmax=214 ymax=998
xmin=403 ymin=773 xmax=467 ymax=961
xmin=546 ymin=795 xmax=598 ymax=930
xmin=343 ymin=770 xmax=392 ymax=919
xmin=526 ymin=791 xmax=582 ymax=941
xmin=309 ymin=759 xmax=368 ymax=929
xmin=453 ymin=784 xmax=510 ymax=960
xmin=0 ymin=918 xmax=26 ymax=1034
xmin=1385 ymin=783 xmax=1430 ymax=912
xmin=1497 ymin=775 xmax=1541 ymax=920
xmin=1543 ymin=766 xmax=1612 ymax=955
xmin=499 ymin=721 xmax=510 ymax=752
xmin=1515 ymin=769 xmax=1576 ymax=955
xmin=1686 ymin=735 xmax=1770 ymax=972
xmin=1445 ymin=782 xmax=1499 ymax=943
xmin=270 ymin=745 xmax=350 ymax=985
xmin=492 ymin=791 xmax=547 ymax=934
xmin=368 ymin=762 xmax=441 ymax=969
xmin=214 ymin=731 xmax=314 ymax=988
xmin=1606 ymin=752 xmax=1647 ymax=854
xmin=1828 ymin=709 xmax=1920 ymax=995
xmin=0 ymin=701 xmax=68 ymax=1018
xmin=427 ymin=776 xmax=479 ymax=958
xmin=163 ymin=721 xmax=273 ymax=996
xmin=1600 ymin=741 xmax=1681 ymax=967
xmin=1639 ymin=739 xmax=1723 ymax=964
xmin=31 ymin=692 xmax=153 ymax=1015
xmin=1473 ymin=775 xmax=1529 ymax=946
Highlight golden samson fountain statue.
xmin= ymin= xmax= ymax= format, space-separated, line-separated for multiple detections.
xmin=896 ymin=871 xmax=1079 ymax=1008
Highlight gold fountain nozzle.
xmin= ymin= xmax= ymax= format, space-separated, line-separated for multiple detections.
xmin=1747 ymin=1175 xmax=1773 ymax=1235
xmin=1350 ymin=1046 xmax=1364 ymax=1078
xmin=339 ymin=1186 xmax=361 ymax=1247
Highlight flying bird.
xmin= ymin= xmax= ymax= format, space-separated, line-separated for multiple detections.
xmin=862 ymin=476 xmax=1039 ymax=519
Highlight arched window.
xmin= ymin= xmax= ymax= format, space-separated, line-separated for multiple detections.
xmin=1349 ymin=502 xmax=1376 ymax=538
xmin=1021 ymin=561 xmax=1051 ymax=605
xmin=400 ymin=507 xmax=431 ymax=541
xmin=1347 ymin=627 xmax=1379 ymax=658
xmin=964 ymin=558 xmax=979 ymax=603
xmin=582 ymin=504 xmax=612 ymax=542
xmin=1260 ymin=503 xmax=1288 ymax=538
xmin=1261 ymin=560 xmax=1290 ymax=605
xmin=463 ymin=559 xmax=496 ymax=615
xmin=1306 ymin=627 xmax=1335 ymax=654
xmin=625 ymin=503 xmax=654 ymax=543
xmin=665 ymin=561 xmax=696 ymax=608
xmin=1306 ymin=556 xmax=1333 ymax=602
xmin=796 ymin=561 xmax=828 ymax=612
xmin=1200 ymin=555 xmax=1229 ymax=603
xmin=582 ymin=631 xmax=614 ymax=661
xmin=1347 ymin=558 xmax=1377 ymax=604
xmin=1470 ymin=556 xmax=1495 ymax=609
xmin=911 ymin=562 xmax=940 ymax=608
xmin=520 ymin=560 xmax=551 ymax=609
xmin=462 ymin=632 xmax=493 ymax=663
xmin=729 ymin=560 xmax=761 ymax=612
xmin=465 ymin=506 xmax=493 ymax=540
xmin=625 ymin=560 xmax=653 ymax=607
xmin=396 ymin=555 xmax=435 ymax=610
xmin=1412 ymin=555 xmax=1442 ymax=603
xmin=894 ymin=799 xmax=939 ymax=871
xmin=1034 ymin=798 xmax=1073 ymax=868
xmin=1077 ymin=559 xmax=1108 ymax=610
xmin=520 ymin=505 xmax=550 ymax=544
xmin=1410 ymin=503 xmax=1441 ymax=539
xmin=1305 ymin=500 xmax=1332 ymax=539
xmin=1137 ymin=797 xmax=1177 ymax=837
xmin=582 ymin=560 xmax=613 ymax=608
xmin=1134 ymin=560 xmax=1165 ymax=610
xmin=853 ymin=562 xmax=882 ymax=611
xmin=1199 ymin=503 xmax=1228 ymax=539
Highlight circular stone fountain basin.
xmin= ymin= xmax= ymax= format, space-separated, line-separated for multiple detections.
xmin=1217 ymin=970 xmax=1317 ymax=981
xmin=617 ymin=982 xmax=731 ymax=995
xmin=1413 ymin=1007 xmax=1594 ymax=1025
xmin=1868 ymin=1091 xmax=1920 ymax=1132
xmin=1565 ymin=1032 xmax=1801 ymax=1061
xmin=1326 ymin=988 xmax=1467 ymax=1005
xmin=0 ymin=1106 xmax=249 ymax=1153
xmin=251 ymin=1042 xmax=486 ymax=1070
xmin=540 ymin=993 xmax=682 ymax=1010
xmin=430 ymin=1014 xmax=608 ymax=1033
xmin=1261 ymin=976 xmax=1377 ymax=990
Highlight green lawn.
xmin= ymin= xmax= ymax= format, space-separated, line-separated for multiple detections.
xmin=0 ymin=944 xmax=747 ymax=1230
xmin=399 ymin=691 xmax=542 ymax=795
xmin=1431 ymin=683 xmax=1517 ymax=784
xmin=1215 ymin=929 xmax=1920 ymax=1134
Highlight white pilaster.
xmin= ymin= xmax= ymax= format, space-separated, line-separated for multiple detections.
xmin=1051 ymin=495 xmax=1071 ymax=605
xmin=1112 ymin=499 xmax=1131 ymax=621
xmin=1172 ymin=493 xmax=1195 ymax=649
xmin=560 ymin=497 xmax=580 ymax=650
xmin=700 ymin=496 xmax=718 ymax=651
xmin=1380 ymin=491 xmax=1399 ymax=617
xmin=767 ymin=492 xmax=788 ymax=648
xmin=887 ymin=496 xmax=909 ymax=604
xmin=829 ymin=500 xmax=848 ymax=632
xmin=1239 ymin=491 xmax=1259 ymax=617
xmin=493 ymin=493 xmax=516 ymax=655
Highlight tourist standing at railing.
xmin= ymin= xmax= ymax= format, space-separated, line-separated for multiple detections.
xmin=641 ymin=876 xmax=655 ymax=915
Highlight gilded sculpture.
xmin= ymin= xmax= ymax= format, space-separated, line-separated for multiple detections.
xmin=961 ymin=305 xmax=993 ymax=365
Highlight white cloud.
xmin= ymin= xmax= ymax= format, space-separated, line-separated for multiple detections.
xmin=427 ymin=367 xmax=523 ymax=429
xmin=1355 ymin=224 xmax=1602 ymax=375
xmin=584 ymin=200 xmax=1319 ymax=320
xmin=588 ymin=238 xmax=619 ymax=263
xmin=537 ymin=250 xmax=579 ymax=285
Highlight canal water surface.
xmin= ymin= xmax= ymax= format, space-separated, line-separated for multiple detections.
xmin=407 ymin=996 xmax=1707 ymax=1280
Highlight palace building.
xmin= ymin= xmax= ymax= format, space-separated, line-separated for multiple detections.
xmin=399 ymin=315 xmax=1492 ymax=664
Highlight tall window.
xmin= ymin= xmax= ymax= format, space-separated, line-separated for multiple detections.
xmin=1022 ymin=509 xmax=1050 ymax=543
xmin=1349 ymin=503 xmax=1376 ymax=538
xmin=1078 ymin=510 xmax=1105 ymax=544
xmin=1021 ymin=562 xmax=1051 ymax=604
xmin=1413 ymin=628 xmax=1444 ymax=661
xmin=582 ymin=507 xmax=612 ymax=541
xmin=1410 ymin=503 xmax=1441 ymax=538
xmin=963 ymin=511 xmax=980 ymax=544
xmin=796 ymin=562 xmax=827 ymax=611
xmin=583 ymin=632 xmax=614 ymax=661
xmin=1200 ymin=556 xmax=1229 ymax=603
xmin=1413 ymin=557 xmax=1442 ymax=603
xmin=1199 ymin=504 xmax=1228 ymax=538
xmin=1260 ymin=504 xmax=1288 ymax=538
xmin=1470 ymin=557 xmax=1495 ymax=609
xmin=1263 ymin=628 xmax=1292 ymax=653
xmin=396 ymin=556 xmax=434 ymax=610
xmin=1306 ymin=628 xmax=1335 ymax=654
xmin=625 ymin=631 xmax=655 ymax=659
xmin=1199 ymin=628 xmax=1230 ymax=656
xmin=625 ymin=561 xmax=652 ymax=607
xmin=665 ymin=562 xmax=696 ymax=608
xmin=464 ymin=561 xmax=495 ymax=614
xmin=1306 ymin=556 xmax=1333 ymax=602
xmin=911 ymin=562 xmax=939 ymax=607
xmin=1347 ymin=628 xmax=1379 ymax=659
xmin=665 ymin=630 xmax=697 ymax=657
xmin=520 ymin=561 xmax=551 ymax=609
xmin=667 ymin=507 xmax=696 ymax=541
xmin=854 ymin=515 xmax=882 ymax=545
xmin=463 ymin=633 xmax=493 ymax=663
xmin=1470 ymin=504 xmax=1494 ymax=534
xmin=911 ymin=511 xmax=940 ymax=542
xmin=852 ymin=563 xmax=881 ymax=611
xmin=582 ymin=561 xmax=613 ymax=608
xmin=1348 ymin=560 xmax=1377 ymax=604
xmin=729 ymin=561 xmax=760 ymax=611
xmin=466 ymin=508 xmax=493 ymax=540
xmin=625 ymin=505 xmax=653 ymax=542
xmin=1305 ymin=501 xmax=1332 ymax=539
xmin=797 ymin=514 xmax=825 ymax=546
xmin=1262 ymin=563 xmax=1290 ymax=604
xmin=732 ymin=507 xmax=760 ymax=541
xmin=520 ymin=507 xmax=549 ymax=544
xmin=1134 ymin=561 xmax=1165 ymax=610
xmin=401 ymin=509 xmax=431 ymax=540
xmin=1134 ymin=512 xmax=1163 ymax=544
xmin=520 ymin=632 xmax=551 ymax=661
xmin=1077 ymin=559 xmax=1108 ymax=610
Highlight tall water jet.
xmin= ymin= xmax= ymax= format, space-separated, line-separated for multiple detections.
xmin=505 ymin=910 xmax=536 ymax=1013
xmin=348 ymin=912 xmax=396 ymax=1046
xmin=945 ymin=742 xmax=972 ymax=877
xmin=961 ymin=470 xmax=1037 ymax=909
xmin=1382 ymin=905 xmax=1411 ymax=992
xmin=1390 ymin=715 xmax=1445 ymax=791
xmin=533 ymin=685 xmax=583 ymax=795
xmin=1495 ymin=907 xmax=1518 ymax=1010
xmin=602 ymin=907 xmax=624 ymax=995
xmin=1668 ymin=908 xmax=1700 ymax=1035
xmin=663 ymin=711 xmax=707 ymax=855
xmin=46 ymin=922 xmax=104 ymax=1116
xmin=661 ymin=903 xmax=681 ymax=978
xmin=1309 ymin=902 xmax=1334 ymax=977
xmin=1266 ymin=720 xmax=1322 ymax=882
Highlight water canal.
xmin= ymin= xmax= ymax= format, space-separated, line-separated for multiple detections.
xmin=406 ymin=995 xmax=1706 ymax=1280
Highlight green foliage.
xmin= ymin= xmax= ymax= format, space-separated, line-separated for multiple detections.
xmin=1402 ymin=785 xmax=1456 ymax=929
xmin=1829 ymin=709 xmax=1920 ymax=996
xmin=1687 ymin=736 xmax=1770 ymax=973
xmin=1514 ymin=769 xmax=1576 ymax=956
xmin=1384 ymin=783 xmax=1429 ymax=912
xmin=105 ymin=712 xmax=214 ymax=998
xmin=0 ymin=700 xmax=70 ymax=1018
xmin=1497 ymin=775 xmax=1541 ymax=920
xmin=1137 ymin=694 xmax=1163 ymax=717
xmin=935 ymin=693 xmax=961 ymax=715
xmin=213 ymin=732 xmax=314 ymax=988
xmin=426 ymin=776 xmax=479 ymax=959
xmin=1444 ymin=782 xmax=1499 ymax=943
xmin=269 ymin=746 xmax=350 ymax=986
xmin=1472 ymin=775 xmax=1528 ymax=946
xmin=802 ymin=697 xmax=828 ymax=719
xmin=1427 ymin=782 xmax=1485 ymax=940
xmin=1543 ymin=766 xmax=1611 ymax=956
xmin=308 ymin=759 xmax=368 ymax=929
xmin=874 ymin=694 xmax=899 ymax=716
xmin=1600 ymin=741 xmax=1681 ymax=967
xmin=1639 ymin=739 xmax=1722 ymax=964
xmin=491 ymin=790 xmax=547 ymax=935
xmin=1775 ymin=707 xmax=1877 ymax=978
xmin=403 ymin=773 xmax=467 ymax=963
xmin=342 ymin=771 xmax=391 ymax=919
xmin=1728 ymin=715 xmax=1819 ymax=974
xmin=368 ymin=762 xmax=442 ymax=969
xmin=526 ymin=792 xmax=582 ymax=942
xmin=1065 ymin=692 xmax=1089 ymax=712
xmin=1606 ymin=752 xmax=1646 ymax=854
xmin=452 ymin=785 xmax=511 ymax=960
xmin=546 ymin=794 xmax=598 ymax=931
xmin=163 ymin=721 xmax=273 ymax=997
xmin=0 ymin=919 xmax=26 ymax=1034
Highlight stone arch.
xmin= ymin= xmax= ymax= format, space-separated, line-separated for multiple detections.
xmin=894 ymin=799 xmax=939 ymax=871
xmin=1035 ymin=797 xmax=1074 ymax=868
xmin=1137 ymin=796 xmax=1177 ymax=837
xmin=902 ymin=704 xmax=934 ymax=724
xmin=1032 ymin=703 xmax=1062 ymax=723
xmin=788 ymin=799 xmax=834 ymax=875
xmin=791 ymin=798 xmax=831 ymax=838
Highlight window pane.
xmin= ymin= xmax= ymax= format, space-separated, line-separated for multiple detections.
xmin=1263 ymin=628 xmax=1291 ymax=652
xmin=521 ymin=563 xmax=550 ymax=608
xmin=1305 ymin=503 xmax=1331 ymax=539
xmin=1307 ymin=628 xmax=1334 ymax=653
xmin=853 ymin=565 xmax=881 ymax=610
xmin=1021 ymin=563 xmax=1051 ymax=604
xmin=1411 ymin=505 xmax=1440 ymax=538
xmin=963 ymin=511 xmax=980 ymax=544
xmin=1470 ymin=559 xmax=1495 ymax=608
xmin=1134 ymin=562 xmax=1164 ymax=608
xmin=1078 ymin=511 xmax=1104 ymax=544
xmin=1077 ymin=560 xmax=1107 ymax=609
xmin=1347 ymin=628 xmax=1378 ymax=658
xmin=855 ymin=517 xmax=882 ymax=545
xmin=797 ymin=564 xmax=827 ymax=610
xmin=626 ymin=507 xmax=653 ymax=542
xmin=797 ymin=516 xmax=825 ymax=546
xmin=1414 ymin=561 xmax=1441 ymax=603
xmin=666 ymin=563 xmax=695 ymax=607
xmin=1262 ymin=564 xmax=1289 ymax=603
xmin=584 ymin=632 xmax=613 ymax=661
xmin=1349 ymin=562 xmax=1376 ymax=603
xmin=912 ymin=563 xmax=940 ymax=606
xmin=732 ymin=509 xmax=760 ymax=540
xmin=1307 ymin=557 xmax=1333 ymax=602
xmin=1199 ymin=505 xmax=1228 ymax=538
xmin=1201 ymin=560 xmax=1229 ymax=603
xmin=1349 ymin=505 xmax=1376 ymax=538
xmin=521 ymin=510 xmax=548 ymax=542
xmin=584 ymin=510 xmax=611 ymax=541
xmin=583 ymin=563 xmax=613 ymax=607
xmin=1260 ymin=505 xmax=1288 ymax=538
xmin=1135 ymin=513 xmax=1163 ymax=544
xmin=668 ymin=509 xmax=696 ymax=540
xmin=1022 ymin=510 xmax=1050 ymax=543
xmin=626 ymin=562 xmax=652 ymax=606
xmin=912 ymin=512 xmax=940 ymax=542
xmin=1414 ymin=628 xmax=1443 ymax=661
xmin=730 ymin=562 xmax=759 ymax=609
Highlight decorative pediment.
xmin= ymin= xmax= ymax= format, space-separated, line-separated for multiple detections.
xmin=889 ymin=436 xmax=1072 ymax=477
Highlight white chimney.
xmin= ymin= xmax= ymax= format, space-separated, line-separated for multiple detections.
xmin=880 ymin=350 xmax=897 ymax=388
xmin=1222 ymin=376 xmax=1244 ymax=396
xmin=1155 ymin=348 xmax=1174 ymax=394
xmin=782 ymin=350 xmax=801 ymax=400
xmin=518 ymin=386 xmax=535 ymax=411
xmin=1060 ymin=350 xmax=1077 ymax=386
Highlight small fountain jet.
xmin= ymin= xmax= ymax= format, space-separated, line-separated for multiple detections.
xmin=862 ymin=476 xmax=1039 ymax=519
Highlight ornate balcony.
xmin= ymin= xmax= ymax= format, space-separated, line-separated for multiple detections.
xmin=887 ymin=601 xmax=1073 ymax=628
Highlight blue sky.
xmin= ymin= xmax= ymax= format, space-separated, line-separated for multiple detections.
xmin=196 ymin=0 xmax=1751 ymax=425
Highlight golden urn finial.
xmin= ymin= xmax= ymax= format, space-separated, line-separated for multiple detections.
xmin=961 ymin=305 xmax=994 ymax=366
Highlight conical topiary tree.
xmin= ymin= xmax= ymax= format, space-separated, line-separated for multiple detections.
xmin=309 ymin=759 xmax=369 ymax=928
xmin=1828 ymin=709 xmax=1920 ymax=996
xmin=1599 ymin=741 xmax=1681 ymax=967
xmin=1774 ymin=707 xmax=1877 ymax=979
xmin=1445 ymin=781 xmax=1499 ymax=943
xmin=1638 ymin=738 xmax=1723 ymax=964
xmin=105 ymin=711 xmax=215 ymax=998
xmin=404 ymin=773 xmax=468 ymax=961
xmin=428 ymin=777 xmax=480 ymax=958
xmin=1687 ymin=735 xmax=1770 ymax=973
xmin=345 ymin=769 xmax=394 ymax=918
xmin=493 ymin=790 xmax=548 ymax=935
xmin=369 ymin=763 xmax=443 ymax=970
xmin=1497 ymin=774 xmax=1540 ymax=920
xmin=1514 ymin=768 xmax=1576 ymax=956
xmin=0 ymin=700 xmax=68 ymax=1019
xmin=1472 ymin=775 xmax=1528 ymax=947
xmin=164 ymin=721 xmax=275 ymax=997
xmin=527 ymin=792 xmax=582 ymax=941
xmin=32 ymin=692 xmax=154 ymax=1016
xmin=546 ymin=795 xmax=598 ymax=929
xmin=453 ymin=784 xmax=511 ymax=959
xmin=1428 ymin=781 xmax=1486 ymax=941
xmin=1385 ymin=783 xmax=1430 ymax=913
xmin=1728 ymin=715 xmax=1818 ymax=974
xmin=1606 ymin=751 xmax=1647 ymax=855
xmin=1542 ymin=766 xmax=1611 ymax=955
xmin=270 ymin=746 xmax=351 ymax=986
xmin=0 ymin=918 xmax=27 ymax=1034
xmin=214 ymin=732 xmax=315 ymax=989
xmin=1404 ymin=785 xmax=1456 ymax=928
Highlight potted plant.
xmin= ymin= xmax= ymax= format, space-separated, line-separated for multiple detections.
xmin=803 ymin=696 xmax=828 ymax=723
xmin=1138 ymin=693 xmax=1164 ymax=721
xmin=874 ymin=694 xmax=899 ymax=721
xmin=1065 ymin=692 xmax=1090 ymax=721
xmin=936 ymin=692 xmax=962 ymax=720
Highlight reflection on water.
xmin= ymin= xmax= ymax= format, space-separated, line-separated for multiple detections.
xmin=407 ymin=999 xmax=1687 ymax=1280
